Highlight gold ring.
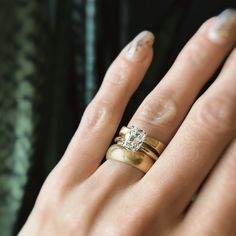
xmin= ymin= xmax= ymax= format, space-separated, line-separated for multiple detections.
xmin=118 ymin=126 xmax=166 ymax=157
xmin=115 ymin=136 xmax=159 ymax=160
xmin=106 ymin=144 xmax=155 ymax=173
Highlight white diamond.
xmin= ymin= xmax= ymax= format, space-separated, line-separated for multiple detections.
xmin=122 ymin=126 xmax=146 ymax=151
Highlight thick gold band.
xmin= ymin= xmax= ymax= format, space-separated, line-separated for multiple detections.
xmin=106 ymin=144 xmax=155 ymax=173
xmin=119 ymin=126 xmax=166 ymax=155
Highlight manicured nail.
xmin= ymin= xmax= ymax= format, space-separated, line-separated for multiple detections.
xmin=208 ymin=9 xmax=236 ymax=43
xmin=125 ymin=31 xmax=155 ymax=60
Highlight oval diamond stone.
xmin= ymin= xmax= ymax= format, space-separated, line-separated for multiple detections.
xmin=122 ymin=126 xmax=146 ymax=151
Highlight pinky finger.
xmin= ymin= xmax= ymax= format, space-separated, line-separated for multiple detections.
xmin=182 ymin=137 xmax=236 ymax=236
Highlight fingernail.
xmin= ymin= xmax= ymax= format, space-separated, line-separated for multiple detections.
xmin=125 ymin=31 xmax=155 ymax=60
xmin=208 ymin=9 xmax=236 ymax=43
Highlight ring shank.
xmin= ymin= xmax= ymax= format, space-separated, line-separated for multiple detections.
xmin=106 ymin=144 xmax=155 ymax=173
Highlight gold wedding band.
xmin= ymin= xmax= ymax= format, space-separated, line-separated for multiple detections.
xmin=106 ymin=144 xmax=155 ymax=173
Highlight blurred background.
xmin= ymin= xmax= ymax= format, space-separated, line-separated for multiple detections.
xmin=0 ymin=0 xmax=235 ymax=235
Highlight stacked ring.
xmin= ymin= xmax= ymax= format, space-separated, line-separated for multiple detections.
xmin=106 ymin=144 xmax=155 ymax=173
xmin=115 ymin=136 xmax=159 ymax=161
xmin=106 ymin=126 xmax=166 ymax=173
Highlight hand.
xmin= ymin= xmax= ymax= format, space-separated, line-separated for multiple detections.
xmin=19 ymin=9 xmax=236 ymax=236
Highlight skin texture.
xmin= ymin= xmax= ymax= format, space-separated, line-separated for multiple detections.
xmin=19 ymin=9 xmax=236 ymax=236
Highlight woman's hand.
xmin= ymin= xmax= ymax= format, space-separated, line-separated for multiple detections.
xmin=19 ymin=9 xmax=236 ymax=236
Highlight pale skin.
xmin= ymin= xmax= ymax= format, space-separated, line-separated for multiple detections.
xmin=19 ymin=9 xmax=236 ymax=236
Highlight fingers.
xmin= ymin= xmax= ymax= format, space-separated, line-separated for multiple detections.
xmin=53 ymin=31 xmax=154 ymax=183
xmin=129 ymin=9 xmax=236 ymax=144
xmin=101 ymin=10 xmax=236 ymax=182
xmin=181 ymin=138 xmax=236 ymax=236
xmin=141 ymin=43 xmax=236 ymax=216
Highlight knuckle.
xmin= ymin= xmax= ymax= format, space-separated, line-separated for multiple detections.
xmin=194 ymin=96 xmax=235 ymax=134
xmin=137 ymin=95 xmax=178 ymax=127
xmin=82 ymin=99 xmax=116 ymax=130
xmin=104 ymin=60 xmax=131 ymax=87
xmin=181 ymin=39 xmax=209 ymax=66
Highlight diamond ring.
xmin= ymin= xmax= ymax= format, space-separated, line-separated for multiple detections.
xmin=115 ymin=126 xmax=166 ymax=160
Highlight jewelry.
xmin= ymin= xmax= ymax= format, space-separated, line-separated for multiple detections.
xmin=106 ymin=144 xmax=155 ymax=173
xmin=115 ymin=136 xmax=159 ymax=161
xmin=116 ymin=126 xmax=165 ymax=160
